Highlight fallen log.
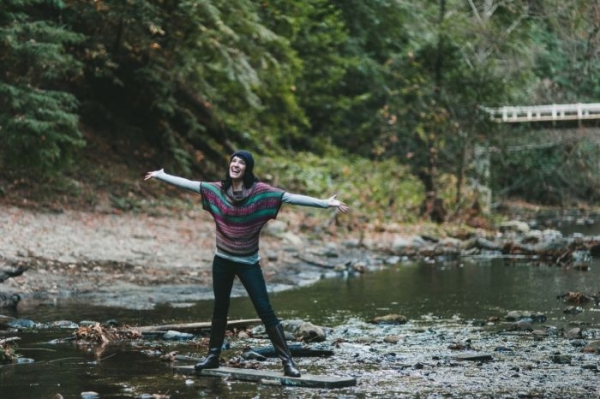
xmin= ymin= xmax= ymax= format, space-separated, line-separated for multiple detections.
xmin=136 ymin=318 xmax=262 ymax=334
xmin=296 ymin=255 xmax=335 ymax=269
xmin=0 ymin=266 xmax=28 ymax=283
xmin=0 ymin=337 xmax=20 ymax=345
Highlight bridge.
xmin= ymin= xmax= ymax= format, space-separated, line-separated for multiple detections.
xmin=480 ymin=103 xmax=600 ymax=123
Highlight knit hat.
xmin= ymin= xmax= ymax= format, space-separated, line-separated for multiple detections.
xmin=231 ymin=150 xmax=255 ymax=176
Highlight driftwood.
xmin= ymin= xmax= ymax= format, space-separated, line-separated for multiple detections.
xmin=0 ymin=337 xmax=20 ymax=345
xmin=0 ymin=266 xmax=28 ymax=283
xmin=296 ymin=255 xmax=336 ymax=269
xmin=136 ymin=318 xmax=261 ymax=334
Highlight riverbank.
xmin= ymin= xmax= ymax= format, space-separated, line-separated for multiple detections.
xmin=0 ymin=201 xmax=390 ymax=309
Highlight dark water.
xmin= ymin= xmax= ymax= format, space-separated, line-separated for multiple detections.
xmin=2 ymin=228 xmax=600 ymax=398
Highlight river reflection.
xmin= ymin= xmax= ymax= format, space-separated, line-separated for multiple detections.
xmin=2 ymin=257 xmax=599 ymax=398
xmin=275 ymin=258 xmax=600 ymax=326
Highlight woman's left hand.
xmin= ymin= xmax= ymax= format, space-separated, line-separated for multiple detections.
xmin=328 ymin=195 xmax=350 ymax=213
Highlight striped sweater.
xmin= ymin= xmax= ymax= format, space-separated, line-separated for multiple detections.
xmin=200 ymin=182 xmax=284 ymax=256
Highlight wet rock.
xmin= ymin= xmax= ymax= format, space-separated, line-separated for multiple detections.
xmin=505 ymin=311 xmax=546 ymax=323
xmin=582 ymin=340 xmax=600 ymax=353
xmin=242 ymin=350 xmax=267 ymax=361
xmin=263 ymin=220 xmax=287 ymax=236
xmin=0 ymin=293 xmax=21 ymax=309
xmin=7 ymin=318 xmax=38 ymax=329
xmin=370 ymin=314 xmax=408 ymax=325
xmin=564 ymin=327 xmax=582 ymax=339
xmin=494 ymin=346 xmax=513 ymax=352
xmin=265 ymin=251 xmax=278 ymax=261
xmin=50 ymin=320 xmax=79 ymax=329
xmin=499 ymin=220 xmax=530 ymax=235
xmin=296 ymin=322 xmax=326 ymax=342
xmin=163 ymin=330 xmax=195 ymax=341
xmin=564 ymin=306 xmax=583 ymax=315
xmin=550 ymin=354 xmax=571 ymax=364
xmin=79 ymin=320 xmax=99 ymax=327
xmin=508 ymin=320 xmax=533 ymax=332
xmin=455 ymin=353 xmax=493 ymax=362
xmin=103 ymin=319 xmax=119 ymax=327
xmin=385 ymin=256 xmax=401 ymax=265
xmin=569 ymin=339 xmax=586 ymax=347
xmin=321 ymin=243 xmax=340 ymax=258
xmin=391 ymin=235 xmax=426 ymax=253
xmin=282 ymin=320 xmax=327 ymax=342
xmin=351 ymin=261 xmax=368 ymax=273
xmin=383 ymin=335 xmax=402 ymax=344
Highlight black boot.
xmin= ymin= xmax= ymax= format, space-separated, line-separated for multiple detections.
xmin=266 ymin=323 xmax=301 ymax=377
xmin=195 ymin=319 xmax=227 ymax=372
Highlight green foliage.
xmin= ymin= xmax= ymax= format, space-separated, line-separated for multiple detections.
xmin=371 ymin=0 xmax=537 ymax=201
xmin=261 ymin=151 xmax=424 ymax=223
xmin=491 ymin=127 xmax=600 ymax=206
xmin=0 ymin=0 xmax=85 ymax=170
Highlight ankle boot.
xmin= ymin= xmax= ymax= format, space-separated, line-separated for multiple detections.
xmin=266 ymin=323 xmax=301 ymax=377
xmin=195 ymin=318 xmax=227 ymax=372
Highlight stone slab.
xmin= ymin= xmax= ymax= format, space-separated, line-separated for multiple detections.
xmin=173 ymin=365 xmax=357 ymax=388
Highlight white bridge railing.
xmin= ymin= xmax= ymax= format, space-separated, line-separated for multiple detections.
xmin=480 ymin=103 xmax=600 ymax=123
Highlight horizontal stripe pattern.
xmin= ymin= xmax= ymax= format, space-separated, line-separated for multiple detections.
xmin=201 ymin=182 xmax=284 ymax=256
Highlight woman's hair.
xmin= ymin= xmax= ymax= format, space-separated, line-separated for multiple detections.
xmin=221 ymin=150 xmax=258 ymax=191
xmin=221 ymin=171 xmax=258 ymax=191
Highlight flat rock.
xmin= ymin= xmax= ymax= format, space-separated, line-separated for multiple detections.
xmin=172 ymin=365 xmax=357 ymax=388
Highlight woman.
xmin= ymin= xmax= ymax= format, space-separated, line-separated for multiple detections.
xmin=145 ymin=150 xmax=349 ymax=377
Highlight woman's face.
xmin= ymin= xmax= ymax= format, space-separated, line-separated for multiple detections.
xmin=229 ymin=156 xmax=247 ymax=180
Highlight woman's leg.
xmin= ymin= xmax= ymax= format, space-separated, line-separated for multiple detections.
xmin=211 ymin=256 xmax=236 ymax=320
xmin=237 ymin=262 xmax=301 ymax=377
xmin=195 ymin=256 xmax=235 ymax=372
xmin=235 ymin=262 xmax=278 ymax=327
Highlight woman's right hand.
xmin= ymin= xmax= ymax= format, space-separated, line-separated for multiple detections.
xmin=144 ymin=168 xmax=164 ymax=181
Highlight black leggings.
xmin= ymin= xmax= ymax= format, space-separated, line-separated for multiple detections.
xmin=211 ymin=255 xmax=280 ymax=327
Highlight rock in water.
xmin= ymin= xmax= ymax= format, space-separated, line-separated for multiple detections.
xmin=0 ymin=293 xmax=21 ymax=308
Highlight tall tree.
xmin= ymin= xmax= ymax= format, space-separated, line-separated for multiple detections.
xmin=374 ymin=0 xmax=535 ymax=207
xmin=0 ymin=0 xmax=85 ymax=171
xmin=64 ymin=0 xmax=306 ymax=174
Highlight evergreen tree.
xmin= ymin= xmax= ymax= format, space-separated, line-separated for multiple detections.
xmin=0 ymin=0 xmax=85 ymax=171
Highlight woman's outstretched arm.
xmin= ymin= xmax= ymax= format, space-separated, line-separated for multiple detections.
xmin=283 ymin=192 xmax=349 ymax=213
xmin=144 ymin=169 xmax=201 ymax=193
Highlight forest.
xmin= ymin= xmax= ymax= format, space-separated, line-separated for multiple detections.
xmin=1 ymin=0 xmax=600 ymax=223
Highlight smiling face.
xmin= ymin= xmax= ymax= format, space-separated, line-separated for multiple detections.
xmin=229 ymin=155 xmax=247 ymax=181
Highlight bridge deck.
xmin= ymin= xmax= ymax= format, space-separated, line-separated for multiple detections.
xmin=481 ymin=103 xmax=600 ymax=123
